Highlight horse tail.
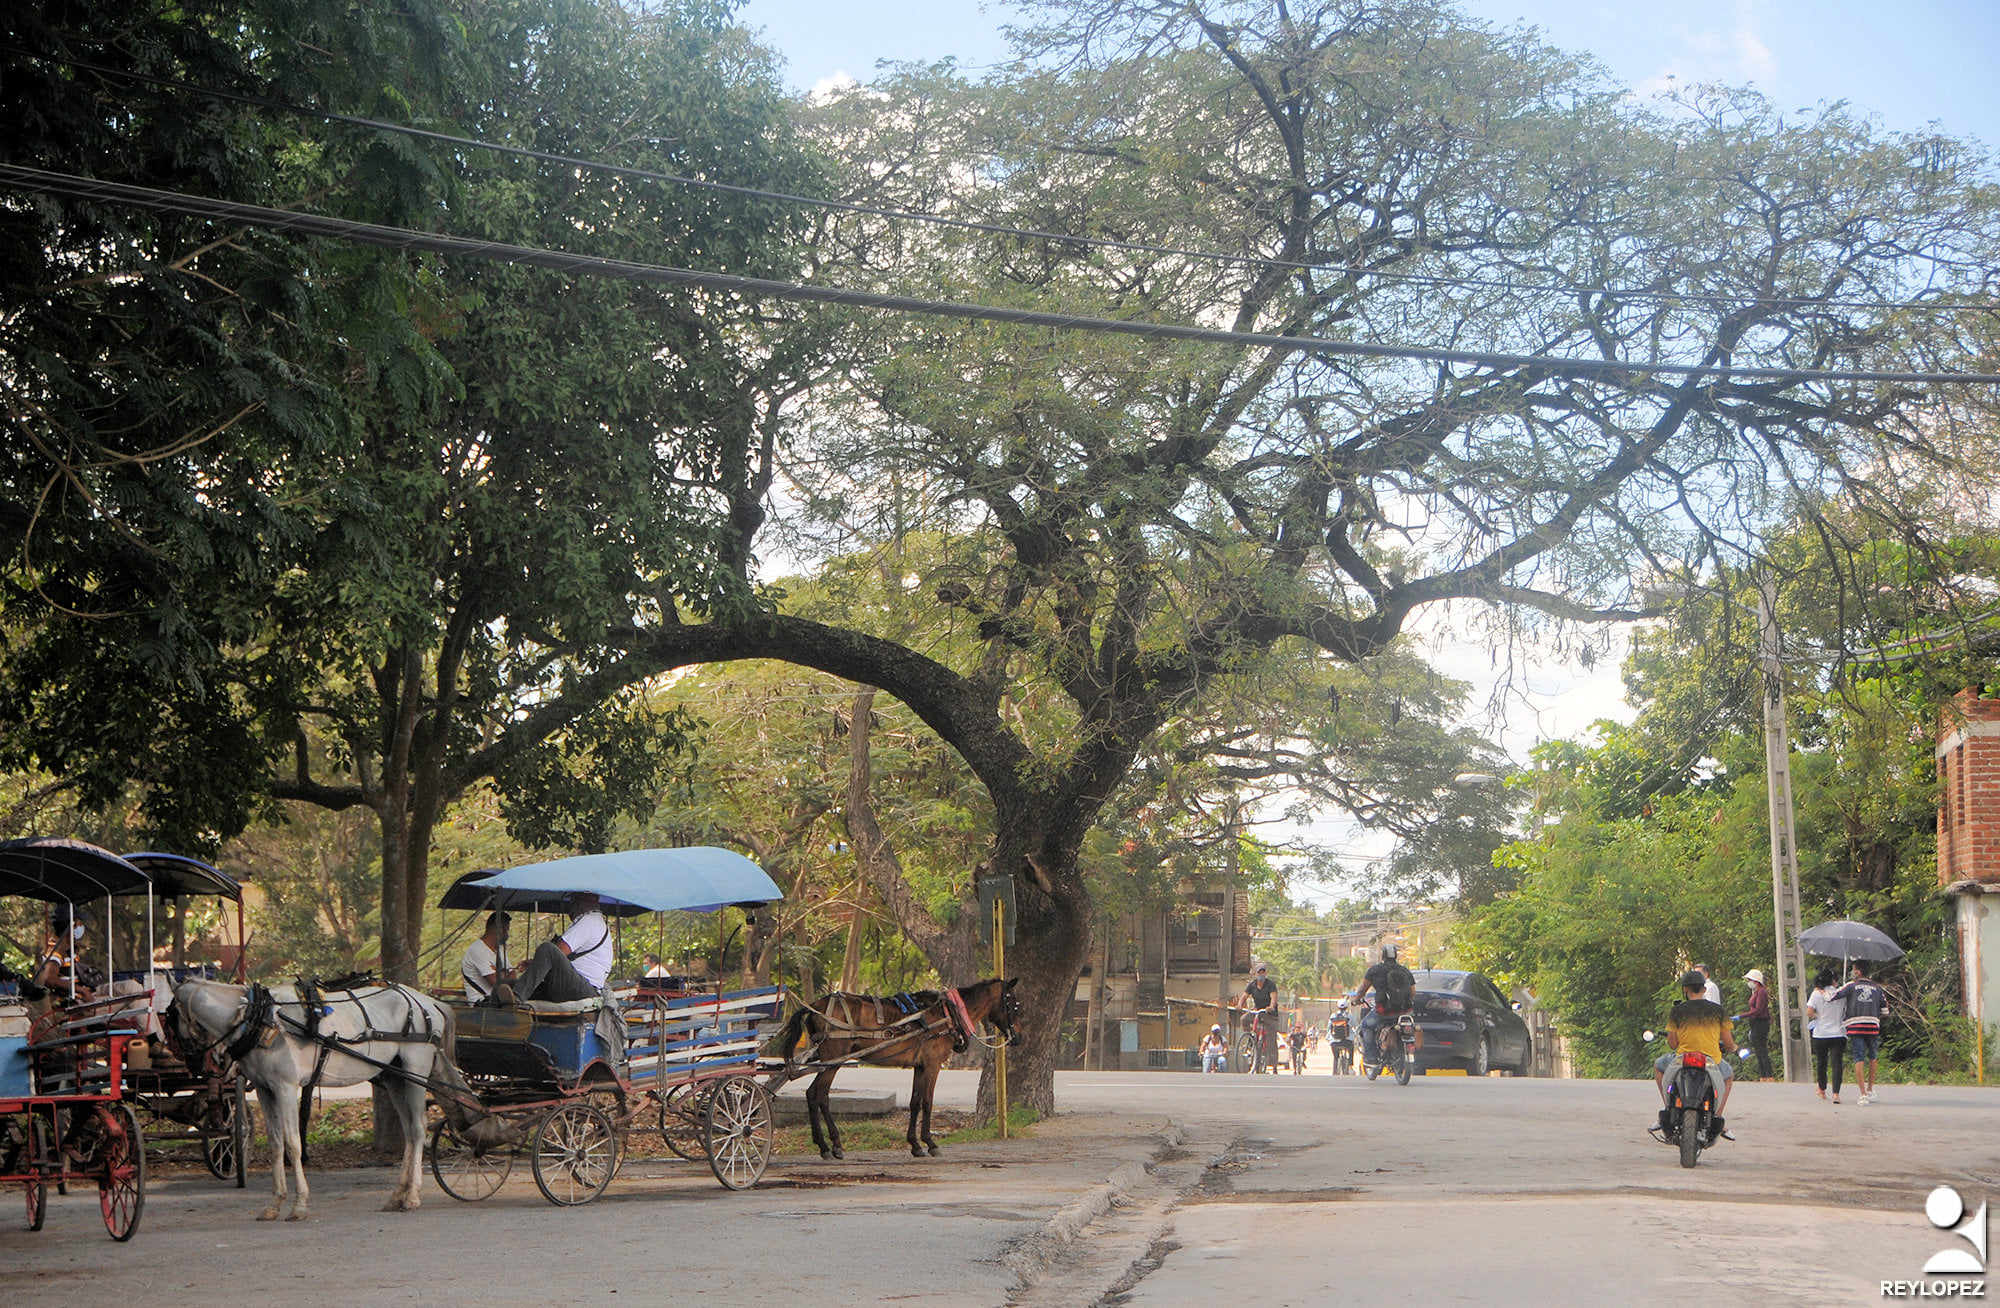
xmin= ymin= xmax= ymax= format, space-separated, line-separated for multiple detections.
xmin=774 ymin=1001 xmax=818 ymax=1065
xmin=426 ymin=1000 xmax=488 ymax=1131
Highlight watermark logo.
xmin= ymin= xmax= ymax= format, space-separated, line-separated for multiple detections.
xmin=1926 ymin=1187 xmax=1989 ymax=1275
xmin=1883 ymin=1186 xmax=1987 ymax=1298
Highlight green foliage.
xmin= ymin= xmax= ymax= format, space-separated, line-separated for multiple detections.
xmin=496 ymin=697 xmax=700 ymax=855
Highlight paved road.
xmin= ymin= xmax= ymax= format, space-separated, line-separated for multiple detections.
xmin=7 ymin=1067 xmax=1996 ymax=1306
xmin=1049 ymin=1070 xmax=2000 ymax=1306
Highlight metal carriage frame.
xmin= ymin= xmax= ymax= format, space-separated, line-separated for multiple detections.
xmin=425 ymin=850 xmax=787 ymax=1208
xmin=0 ymin=840 xmax=156 ymax=1240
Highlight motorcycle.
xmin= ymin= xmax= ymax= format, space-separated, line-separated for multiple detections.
xmin=1644 ymin=1029 xmax=1730 ymax=1168
xmin=1360 ymin=1003 xmax=1418 ymax=1086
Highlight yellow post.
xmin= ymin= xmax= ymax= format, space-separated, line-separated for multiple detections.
xmin=993 ymin=895 xmax=1009 ymax=1138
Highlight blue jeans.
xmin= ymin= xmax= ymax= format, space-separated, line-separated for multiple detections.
xmin=1202 ymin=1049 xmax=1225 ymax=1073
xmin=1848 ymin=1032 xmax=1881 ymax=1062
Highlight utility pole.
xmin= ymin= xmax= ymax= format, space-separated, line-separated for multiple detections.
xmin=1218 ymin=797 xmax=1239 ymax=1064
xmin=1758 ymin=575 xmax=1811 ymax=1082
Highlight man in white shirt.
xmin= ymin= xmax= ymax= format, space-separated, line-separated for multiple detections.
xmin=506 ymin=893 xmax=613 ymax=1003
xmin=1694 ymin=962 xmax=1723 ymax=1008
xmin=460 ymin=912 xmax=511 ymax=1002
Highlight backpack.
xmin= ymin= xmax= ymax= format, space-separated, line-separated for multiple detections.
xmin=1380 ymin=963 xmax=1415 ymax=1011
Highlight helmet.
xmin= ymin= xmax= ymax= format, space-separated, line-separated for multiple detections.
xmin=1382 ymin=943 xmax=1398 ymax=962
xmin=1680 ymin=969 xmax=1708 ymax=992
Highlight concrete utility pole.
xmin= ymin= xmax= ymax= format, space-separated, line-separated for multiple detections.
xmin=1758 ymin=576 xmax=1812 ymax=1082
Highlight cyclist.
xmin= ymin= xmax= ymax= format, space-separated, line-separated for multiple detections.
xmin=1353 ymin=944 xmax=1421 ymax=1069
xmin=1326 ymin=1001 xmax=1355 ymax=1073
xmin=1240 ymin=963 xmax=1280 ymax=1072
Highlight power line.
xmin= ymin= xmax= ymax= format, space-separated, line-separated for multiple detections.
xmin=13 ymin=45 xmax=1997 ymax=318
xmin=8 ymin=164 xmax=1999 ymax=387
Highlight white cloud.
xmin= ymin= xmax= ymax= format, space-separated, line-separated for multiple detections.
xmin=809 ymin=71 xmax=859 ymax=102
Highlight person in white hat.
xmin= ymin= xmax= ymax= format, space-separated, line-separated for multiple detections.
xmin=1739 ymin=967 xmax=1775 ymax=1080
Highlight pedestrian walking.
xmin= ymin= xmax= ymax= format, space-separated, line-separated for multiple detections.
xmin=1805 ymin=967 xmax=1846 ymax=1103
xmin=1831 ymin=960 xmax=1887 ymax=1105
xmin=1739 ymin=968 xmax=1775 ymax=1080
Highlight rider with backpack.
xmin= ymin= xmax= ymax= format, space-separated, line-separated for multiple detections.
xmin=1354 ymin=944 xmax=1423 ymax=1068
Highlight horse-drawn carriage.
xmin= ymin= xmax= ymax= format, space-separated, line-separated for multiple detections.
xmin=114 ymin=852 xmax=253 ymax=1187
xmin=0 ymin=839 xmax=153 ymax=1240
xmin=426 ymin=849 xmax=788 ymax=1206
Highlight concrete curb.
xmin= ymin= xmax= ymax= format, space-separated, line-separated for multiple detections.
xmin=1002 ymin=1120 xmax=1188 ymax=1286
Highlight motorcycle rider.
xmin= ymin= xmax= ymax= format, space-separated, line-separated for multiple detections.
xmin=1353 ymin=944 xmax=1421 ymax=1068
xmin=1654 ymin=969 xmax=1737 ymax=1140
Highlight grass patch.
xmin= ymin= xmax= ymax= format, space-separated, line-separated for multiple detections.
xmin=941 ymin=1103 xmax=1040 ymax=1144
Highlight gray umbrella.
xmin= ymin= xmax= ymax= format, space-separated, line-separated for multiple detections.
xmin=1797 ymin=920 xmax=1905 ymax=963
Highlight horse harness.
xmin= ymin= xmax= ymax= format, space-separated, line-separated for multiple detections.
xmin=205 ymin=979 xmax=445 ymax=1098
xmin=814 ymin=988 xmax=973 ymax=1057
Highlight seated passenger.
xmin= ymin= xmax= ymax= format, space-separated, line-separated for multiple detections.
xmin=461 ymin=911 xmax=512 ymax=1002
xmin=501 ymin=893 xmax=612 ymax=1004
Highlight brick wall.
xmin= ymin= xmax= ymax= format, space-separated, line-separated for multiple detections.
xmin=1939 ymin=690 xmax=2000 ymax=886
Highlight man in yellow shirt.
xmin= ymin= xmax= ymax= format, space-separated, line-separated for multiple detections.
xmin=1654 ymin=969 xmax=1737 ymax=1128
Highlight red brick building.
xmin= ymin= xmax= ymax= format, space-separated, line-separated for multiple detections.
xmin=1940 ymin=691 xmax=2000 ymax=1032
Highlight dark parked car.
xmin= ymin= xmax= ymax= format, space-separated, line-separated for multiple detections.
xmin=1405 ymin=969 xmax=1533 ymax=1076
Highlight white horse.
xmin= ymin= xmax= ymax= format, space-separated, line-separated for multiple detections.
xmin=171 ymin=979 xmax=484 ymax=1220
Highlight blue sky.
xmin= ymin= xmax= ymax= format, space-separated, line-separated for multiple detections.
xmin=738 ymin=0 xmax=1998 ymax=145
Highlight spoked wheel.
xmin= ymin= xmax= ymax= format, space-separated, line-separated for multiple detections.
xmin=1393 ymin=1041 xmax=1413 ymax=1086
xmin=530 ymin=1103 xmax=617 ymax=1207
xmin=656 ymin=1082 xmax=706 ymax=1160
xmin=702 ymin=1076 xmax=773 ymax=1191
xmin=202 ymin=1082 xmax=251 ymax=1186
xmin=430 ymin=1120 xmax=513 ymax=1202
xmin=96 ymin=1103 xmax=144 ymax=1241
xmin=26 ymin=1176 xmax=46 ymax=1231
xmin=1234 ymin=1035 xmax=1257 ymax=1073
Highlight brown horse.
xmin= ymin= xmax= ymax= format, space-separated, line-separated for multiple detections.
xmin=773 ymin=977 xmax=1021 ymax=1159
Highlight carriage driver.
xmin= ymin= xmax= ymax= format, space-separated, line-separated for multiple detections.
xmin=496 ymin=893 xmax=613 ymax=1005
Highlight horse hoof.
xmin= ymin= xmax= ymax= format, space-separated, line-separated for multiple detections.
xmin=286 ymin=1209 xmax=309 ymax=1222
xmin=831 ymin=1148 xmax=844 ymax=1160
xmin=926 ymin=1144 xmax=940 ymax=1157
xmin=818 ymin=1148 xmax=833 ymax=1161
xmin=256 ymin=1209 xmax=280 ymax=1222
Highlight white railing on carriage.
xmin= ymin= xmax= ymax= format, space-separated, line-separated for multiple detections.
xmin=620 ymin=985 xmax=782 ymax=1087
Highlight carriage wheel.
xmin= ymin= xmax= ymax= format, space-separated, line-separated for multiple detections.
xmin=530 ymin=1103 xmax=617 ymax=1207
xmin=429 ymin=1120 xmax=512 ymax=1203
xmin=25 ymin=1177 xmax=45 ymax=1231
xmin=96 ymin=1103 xmax=144 ymax=1241
xmin=702 ymin=1076 xmax=772 ymax=1192
xmin=656 ymin=1082 xmax=705 ymax=1161
xmin=202 ymin=1082 xmax=251 ymax=1186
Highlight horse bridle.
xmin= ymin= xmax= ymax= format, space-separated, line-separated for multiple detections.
xmin=166 ymin=984 xmax=273 ymax=1066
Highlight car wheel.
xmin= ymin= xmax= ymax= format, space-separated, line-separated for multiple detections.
xmin=1465 ymin=1034 xmax=1488 ymax=1077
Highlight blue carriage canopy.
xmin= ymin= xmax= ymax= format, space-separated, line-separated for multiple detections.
xmin=0 ymin=837 xmax=153 ymax=902
xmin=438 ymin=847 xmax=783 ymax=918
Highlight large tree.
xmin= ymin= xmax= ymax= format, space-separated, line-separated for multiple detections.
xmin=610 ymin=0 xmax=1996 ymax=1110
xmin=2 ymin=0 xmax=828 ymax=982
xmin=9 ymin=0 xmax=1998 ymax=1118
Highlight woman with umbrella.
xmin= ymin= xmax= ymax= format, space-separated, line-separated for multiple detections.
xmin=1798 ymin=920 xmax=1902 ymax=1107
